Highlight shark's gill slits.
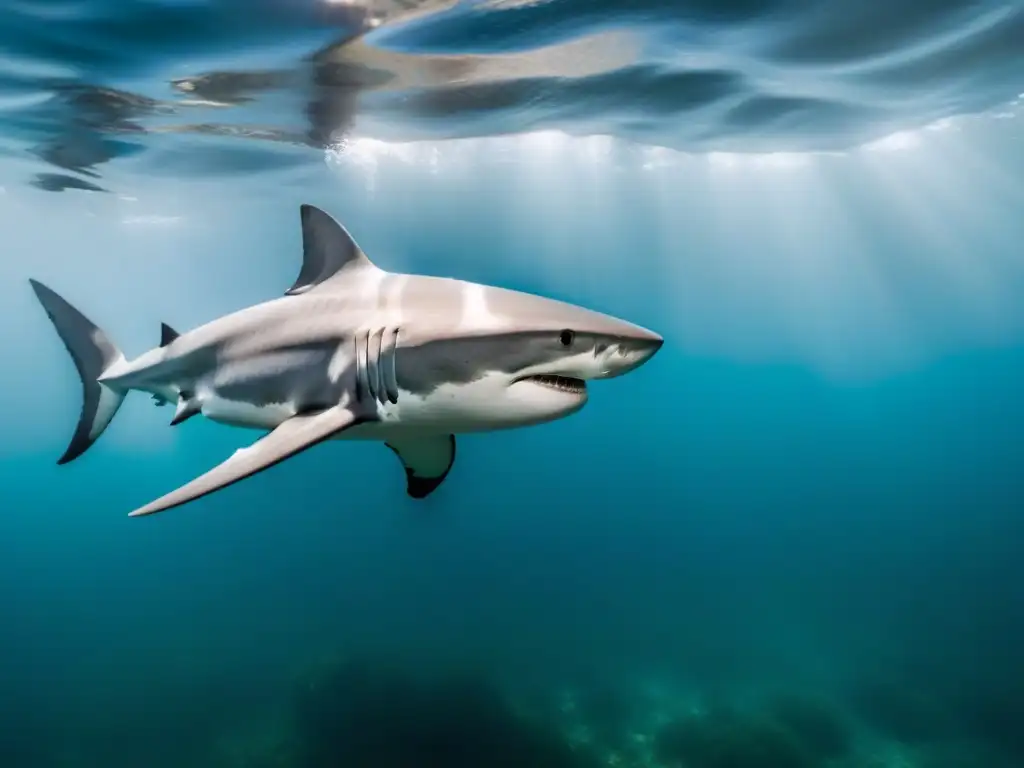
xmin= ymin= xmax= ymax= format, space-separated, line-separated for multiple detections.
xmin=354 ymin=329 xmax=369 ymax=402
xmin=383 ymin=327 xmax=400 ymax=404
xmin=520 ymin=374 xmax=587 ymax=394
xmin=367 ymin=327 xmax=384 ymax=402
xmin=355 ymin=325 xmax=400 ymax=406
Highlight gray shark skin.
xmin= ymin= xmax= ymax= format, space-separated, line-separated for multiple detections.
xmin=29 ymin=205 xmax=663 ymax=517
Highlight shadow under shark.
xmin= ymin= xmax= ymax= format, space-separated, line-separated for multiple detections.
xmin=30 ymin=204 xmax=662 ymax=517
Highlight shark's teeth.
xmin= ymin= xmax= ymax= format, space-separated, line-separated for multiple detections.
xmin=521 ymin=374 xmax=586 ymax=394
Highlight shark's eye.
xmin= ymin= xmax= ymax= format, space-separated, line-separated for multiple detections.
xmin=559 ymin=329 xmax=575 ymax=347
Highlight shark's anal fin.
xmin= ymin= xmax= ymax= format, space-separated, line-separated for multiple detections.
xmin=285 ymin=204 xmax=377 ymax=296
xmin=160 ymin=323 xmax=180 ymax=347
xmin=130 ymin=405 xmax=371 ymax=517
xmin=385 ymin=434 xmax=456 ymax=499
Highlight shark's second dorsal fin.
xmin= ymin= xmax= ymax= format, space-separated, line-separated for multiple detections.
xmin=286 ymin=204 xmax=376 ymax=296
xmin=160 ymin=322 xmax=180 ymax=347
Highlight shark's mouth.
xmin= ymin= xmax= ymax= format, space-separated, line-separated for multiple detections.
xmin=518 ymin=374 xmax=587 ymax=394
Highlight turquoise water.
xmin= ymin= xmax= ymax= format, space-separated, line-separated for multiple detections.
xmin=2 ymin=2 xmax=1024 ymax=767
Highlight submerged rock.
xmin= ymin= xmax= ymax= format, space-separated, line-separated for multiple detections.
xmin=849 ymin=682 xmax=954 ymax=744
xmin=764 ymin=691 xmax=852 ymax=761
xmin=291 ymin=656 xmax=601 ymax=768
xmin=654 ymin=704 xmax=816 ymax=768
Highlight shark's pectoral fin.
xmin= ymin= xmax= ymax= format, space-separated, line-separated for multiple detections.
xmin=130 ymin=405 xmax=371 ymax=517
xmin=385 ymin=434 xmax=456 ymax=499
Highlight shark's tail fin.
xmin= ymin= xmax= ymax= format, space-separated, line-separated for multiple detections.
xmin=29 ymin=279 xmax=128 ymax=465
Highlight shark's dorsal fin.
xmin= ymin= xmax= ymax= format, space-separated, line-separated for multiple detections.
xmin=160 ymin=322 xmax=180 ymax=347
xmin=286 ymin=204 xmax=376 ymax=296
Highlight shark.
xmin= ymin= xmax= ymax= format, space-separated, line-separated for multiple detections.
xmin=30 ymin=204 xmax=663 ymax=517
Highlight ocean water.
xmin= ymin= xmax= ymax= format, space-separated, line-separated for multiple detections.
xmin=2 ymin=1 xmax=1024 ymax=766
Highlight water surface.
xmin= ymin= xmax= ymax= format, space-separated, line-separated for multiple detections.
xmin=1 ymin=2 xmax=1023 ymax=768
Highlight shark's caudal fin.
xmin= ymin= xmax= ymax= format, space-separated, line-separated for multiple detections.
xmin=29 ymin=279 xmax=128 ymax=465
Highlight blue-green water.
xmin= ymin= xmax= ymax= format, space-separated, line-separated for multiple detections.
xmin=2 ymin=2 xmax=1024 ymax=767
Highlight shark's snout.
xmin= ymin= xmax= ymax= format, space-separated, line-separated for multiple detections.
xmin=595 ymin=327 xmax=663 ymax=379
xmin=635 ymin=326 xmax=664 ymax=351
xmin=637 ymin=333 xmax=664 ymax=368
xmin=638 ymin=332 xmax=664 ymax=361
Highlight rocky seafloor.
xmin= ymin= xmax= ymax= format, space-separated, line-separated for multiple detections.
xmin=200 ymin=655 xmax=1018 ymax=768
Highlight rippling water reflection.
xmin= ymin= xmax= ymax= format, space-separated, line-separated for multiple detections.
xmin=0 ymin=0 xmax=1021 ymax=191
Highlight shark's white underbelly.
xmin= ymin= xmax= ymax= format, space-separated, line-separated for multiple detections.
xmin=199 ymin=394 xmax=296 ymax=430
xmin=195 ymin=377 xmax=545 ymax=437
